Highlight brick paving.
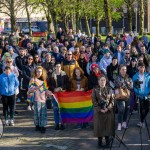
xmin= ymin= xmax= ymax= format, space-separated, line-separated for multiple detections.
xmin=0 ymin=103 xmax=150 ymax=150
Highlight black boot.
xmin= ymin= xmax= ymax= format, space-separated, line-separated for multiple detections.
xmin=105 ymin=136 xmax=111 ymax=148
xmin=55 ymin=124 xmax=59 ymax=130
xmin=60 ymin=124 xmax=65 ymax=130
xmin=41 ymin=127 xmax=46 ymax=133
xmin=35 ymin=125 xmax=41 ymax=131
xmin=97 ymin=137 xmax=103 ymax=148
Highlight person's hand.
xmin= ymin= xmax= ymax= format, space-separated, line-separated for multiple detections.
xmin=54 ymin=88 xmax=60 ymax=92
xmin=100 ymin=109 xmax=105 ymax=113
xmin=80 ymin=88 xmax=84 ymax=91
xmin=76 ymin=89 xmax=80 ymax=91
xmin=104 ymin=108 xmax=108 ymax=113
xmin=47 ymin=91 xmax=53 ymax=96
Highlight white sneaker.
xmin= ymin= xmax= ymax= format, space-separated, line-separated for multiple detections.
xmin=117 ymin=123 xmax=122 ymax=131
xmin=4 ymin=120 xmax=9 ymax=126
xmin=27 ymin=106 xmax=31 ymax=111
xmin=122 ymin=122 xmax=127 ymax=129
xmin=31 ymin=105 xmax=34 ymax=111
xmin=16 ymin=98 xmax=21 ymax=103
xmin=137 ymin=122 xmax=145 ymax=128
xmin=10 ymin=120 xmax=14 ymax=126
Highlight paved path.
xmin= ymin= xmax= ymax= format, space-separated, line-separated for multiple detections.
xmin=0 ymin=103 xmax=150 ymax=150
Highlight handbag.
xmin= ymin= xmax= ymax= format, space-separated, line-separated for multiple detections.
xmin=115 ymin=88 xmax=130 ymax=101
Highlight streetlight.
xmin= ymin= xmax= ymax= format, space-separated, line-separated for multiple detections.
xmin=134 ymin=2 xmax=138 ymax=34
xmin=123 ymin=5 xmax=127 ymax=32
xmin=134 ymin=7 xmax=138 ymax=34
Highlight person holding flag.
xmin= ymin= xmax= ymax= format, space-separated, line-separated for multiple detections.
xmin=27 ymin=66 xmax=52 ymax=133
xmin=47 ymin=62 xmax=70 ymax=130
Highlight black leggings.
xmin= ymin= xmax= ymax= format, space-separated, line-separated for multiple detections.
xmin=1 ymin=95 xmax=15 ymax=120
xmin=139 ymin=100 xmax=149 ymax=122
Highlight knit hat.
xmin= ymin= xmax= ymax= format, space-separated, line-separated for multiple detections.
xmin=103 ymin=49 xmax=110 ymax=54
xmin=46 ymin=53 xmax=52 ymax=57
xmin=90 ymin=64 xmax=99 ymax=72
xmin=8 ymin=46 xmax=13 ymax=51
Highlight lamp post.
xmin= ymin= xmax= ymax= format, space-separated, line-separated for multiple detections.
xmin=134 ymin=7 xmax=138 ymax=34
xmin=123 ymin=5 xmax=127 ymax=32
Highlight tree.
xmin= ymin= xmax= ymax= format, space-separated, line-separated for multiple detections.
xmin=124 ymin=0 xmax=136 ymax=31
xmin=0 ymin=0 xmax=24 ymax=32
xmin=24 ymin=0 xmax=32 ymax=36
xmin=92 ymin=0 xmax=104 ymax=36
xmin=139 ymin=0 xmax=144 ymax=35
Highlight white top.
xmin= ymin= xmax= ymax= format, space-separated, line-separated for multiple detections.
xmin=139 ymin=74 xmax=145 ymax=92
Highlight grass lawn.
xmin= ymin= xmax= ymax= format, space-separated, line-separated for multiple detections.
xmin=32 ymin=35 xmax=150 ymax=43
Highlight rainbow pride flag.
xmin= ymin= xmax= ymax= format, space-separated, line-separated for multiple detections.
xmin=55 ymin=91 xmax=93 ymax=123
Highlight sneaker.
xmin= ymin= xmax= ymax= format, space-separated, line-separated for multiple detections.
xmin=16 ymin=98 xmax=21 ymax=103
xmin=137 ymin=122 xmax=145 ymax=128
xmin=27 ymin=106 xmax=31 ymax=111
xmin=31 ymin=105 xmax=34 ymax=111
xmin=122 ymin=122 xmax=127 ymax=129
xmin=4 ymin=120 xmax=9 ymax=126
xmin=9 ymin=120 xmax=14 ymax=126
xmin=117 ymin=123 xmax=122 ymax=131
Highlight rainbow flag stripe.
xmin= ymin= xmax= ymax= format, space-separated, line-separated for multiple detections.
xmin=55 ymin=91 xmax=93 ymax=123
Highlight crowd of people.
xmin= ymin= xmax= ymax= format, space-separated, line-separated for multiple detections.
xmin=0 ymin=28 xmax=150 ymax=148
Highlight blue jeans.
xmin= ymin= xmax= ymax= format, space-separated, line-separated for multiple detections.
xmin=34 ymin=101 xmax=47 ymax=127
xmin=117 ymin=100 xmax=129 ymax=123
xmin=51 ymin=98 xmax=62 ymax=125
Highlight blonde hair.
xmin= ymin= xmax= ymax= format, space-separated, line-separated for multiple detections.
xmin=5 ymin=57 xmax=13 ymax=63
xmin=32 ymin=66 xmax=47 ymax=80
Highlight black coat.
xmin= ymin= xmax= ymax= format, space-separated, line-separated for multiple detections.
xmin=22 ymin=64 xmax=35 ymax=89
xmin=15 ymin=56 xmax=27 ymax=75
xmin=107 ymin=63 xmax=119 ymax=82
xmin=127 ymin=65 xmax=138 ymax=78
xmin=78 ymin=58 xmax=88 ymax=77
xmin=88 ymin=73 xmax=99 ymax=90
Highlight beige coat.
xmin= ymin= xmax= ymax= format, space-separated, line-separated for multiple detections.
xmin=91 ymin=86 xmax=115 ymax=137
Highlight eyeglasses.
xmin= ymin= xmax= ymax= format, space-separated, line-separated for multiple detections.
xmin=35 ymin=57 xmax=39 ymax=58
xmin=6 ymin=61 xmax=12 ymax=63
xmin=28 ymin=58 xmax=33 ymax=60
xmin=126 ymin=53 xmax=130 ymax=54
xmin=67 ymin=54 xmax=72 ymax=55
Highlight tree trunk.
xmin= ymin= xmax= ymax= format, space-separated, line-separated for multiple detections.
xmin=104 ymin=0 xmax=112 ymax=33
xmin=51 ymin=12 xmax=57 ymax=37
xmin=127 ymin=4 xmax=132 ymax=32
xmin=25 ymin=0 xmax=32 ymax=36
xmin=10 ymin=0 xmax=16 ymax=32
xmin=70 ymin=14 xmax=74 ymax=30
xmin=76 ymin=0 xmax=80 ymax=32
xmin=64 ymin=15 xmax=68 ymax=33
xmin=46 ymin=14 xmax=52 ymax=33
xmin=79 ymin=18 xmax=82 ymax=31
xmin=85 ymin=16 xmax=91 ymax=37
xmin=139 ymin=0 xmax=144 ymax=35
xmin=96 ymin=16 xmax=100 ymax=36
